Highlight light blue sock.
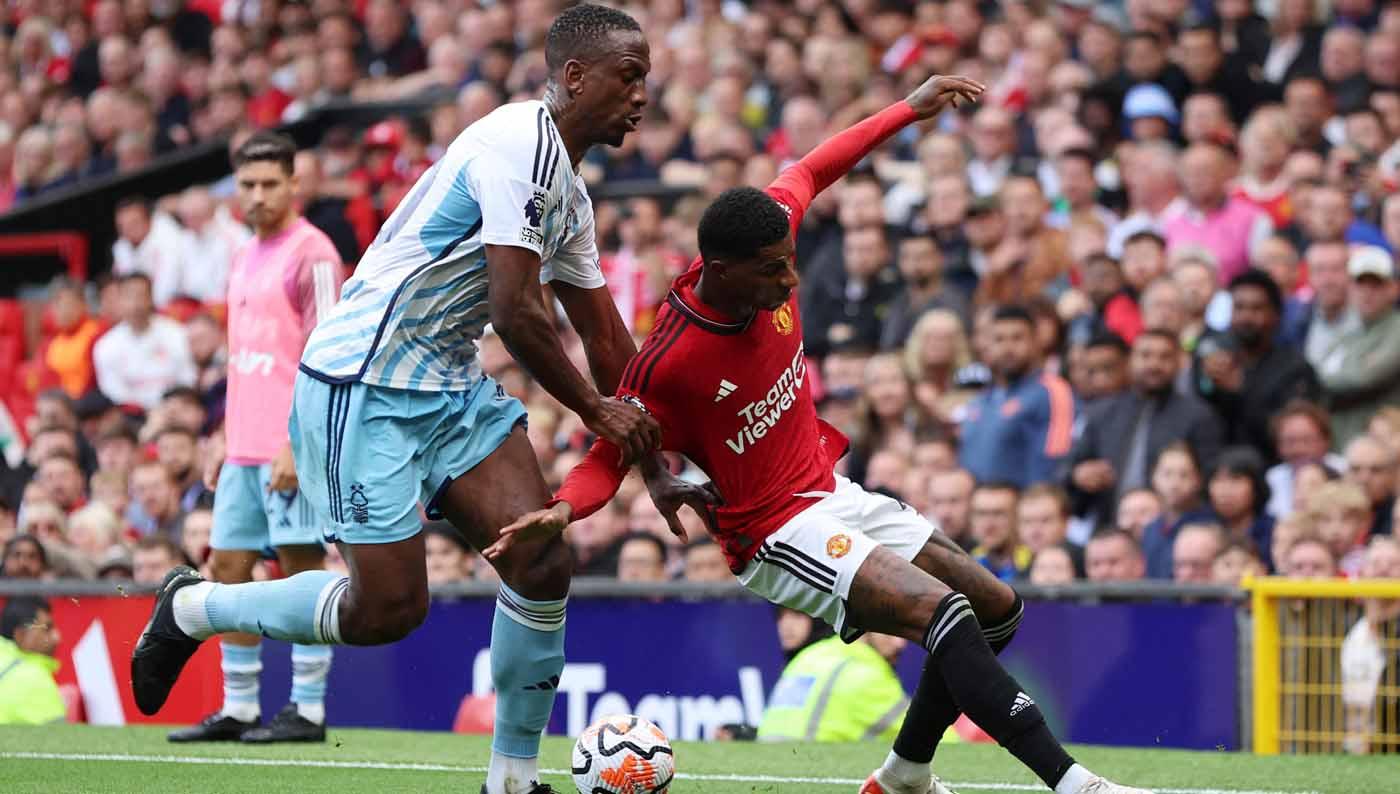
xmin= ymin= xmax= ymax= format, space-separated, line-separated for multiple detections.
xmin=174 ymin=571 xmax=348 ymax=644
xmin=220 ymin=640 xmax=261 ymax=722
xmin=489 ymin=583 xmax=566 ymax=759
xmin=291 ymin=645 xmax=333 ymax=724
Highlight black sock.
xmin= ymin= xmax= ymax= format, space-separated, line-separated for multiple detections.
xmin=984 ymin=594 xmax=1024 ymax=654
xmin=891 ymin=594 xmax=1026 ymax=765
xmin=923 ymin=593 xmax=1075 ymax=789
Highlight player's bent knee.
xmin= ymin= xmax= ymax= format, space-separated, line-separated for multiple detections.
xmin=497 ymin=536 xmax=573 ymax=601
xmin=342 ymin=587 xmax=429 ymax=645
xmin=208 ymin=551 xmax=255 ymax=584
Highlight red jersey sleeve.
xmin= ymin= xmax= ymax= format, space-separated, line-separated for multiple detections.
xmin=765 ymin=101 xmax=919 ymax=230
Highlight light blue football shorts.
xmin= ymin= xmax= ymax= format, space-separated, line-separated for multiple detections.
xmin=289 ymin=374 xmax=527 ymax=545
xmin=211 ymin=462 xmax=325 ymax=551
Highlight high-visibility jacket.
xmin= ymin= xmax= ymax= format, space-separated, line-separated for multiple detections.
xmin=757 ymin=636 xmax=909 ymax=743
xmin=0 ymin=637 xmax=65 ymax=725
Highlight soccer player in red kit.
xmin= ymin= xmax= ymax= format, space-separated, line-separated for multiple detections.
xmin=488 ymin=75 xmax=1152 ymax=794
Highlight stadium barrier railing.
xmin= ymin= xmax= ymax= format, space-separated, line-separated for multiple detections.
xmin=1244 ymin=576 xmax=1400 ymax=756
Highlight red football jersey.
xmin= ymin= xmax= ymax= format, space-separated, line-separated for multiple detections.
xmin=554 ymin=101 xmax=919 ymax=570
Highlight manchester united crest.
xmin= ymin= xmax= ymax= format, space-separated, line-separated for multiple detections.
xmin=826 ymin=533 xmax=852 ymax=559
xmin=773 ymin=303 xmax=794 ymax=335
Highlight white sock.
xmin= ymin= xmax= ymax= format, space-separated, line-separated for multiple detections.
xmin=172 ymin=581 xmax=216 ymax=640
xmin=879 ymin=750 xmax=931 ymax=792
xmin=1054 ymin=764 xmax=1095 ymax=794
xmin=484 ymin=751 xmax=539 ymax=794
xmin=221 ymin=700 xmax=259 ymax=722
xmin=295 ymin=702 xmax=325 ymax=724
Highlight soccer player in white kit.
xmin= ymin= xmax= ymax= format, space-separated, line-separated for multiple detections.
xmin=133 ymin=7 xmax=712 ymax=793
xmin=167 ymin=131 xmax=345 ymax=745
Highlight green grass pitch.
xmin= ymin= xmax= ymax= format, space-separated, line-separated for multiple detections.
xmin=0 ymin=724 xmax=1392 ymax=793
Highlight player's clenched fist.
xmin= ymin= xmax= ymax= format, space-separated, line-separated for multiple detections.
xmin=905 ymin=74 xmax=986 ymax=119
xmin=583 ymin=395 xmax=662 ymax=464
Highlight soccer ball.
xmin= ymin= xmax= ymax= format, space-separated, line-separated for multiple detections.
xmin=571 ymin=714 xmax=675 ymax=794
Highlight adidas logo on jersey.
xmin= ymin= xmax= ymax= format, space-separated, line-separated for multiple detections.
xmin=1010 ymin=691 xmax=1034 ymax=717
xmin=714 ymin=379 xmax=739 ymax=402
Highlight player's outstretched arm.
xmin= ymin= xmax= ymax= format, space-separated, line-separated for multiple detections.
xmin=483 ymin=436 xmax=624 ymax=561
xmin=772 ymin=74 xmax=984 ymax=214
xmin=486 ymin=244 xmax=661 ymax=463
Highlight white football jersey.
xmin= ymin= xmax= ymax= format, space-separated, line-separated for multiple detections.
xmin=301 ymin=100 xmax=604 ymax=391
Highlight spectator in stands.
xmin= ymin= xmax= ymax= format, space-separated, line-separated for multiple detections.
xmin=879 ymin=235 xmax=968 ymax=351
xmin=1176 ymin=22 xmax=1264 ymax=123
xmin=977 ymin=176 xmax=1072 ymax=306
xmin=92 ymin=273 xmax=195 ymax=410
xmin=617 ymin=532 xmax=668 ymax=583
xmin=1116 ymin=489 xmax=1163 ymax=538
xmin=966 ymin=106 xmax=1022 ymax=198
xmin=1051 ymin=148 xmax=1118 ymax=231
xmin=40 ymin=278 xmax=103 ymax=399
xmin=1251 ymin=235 xmax=1311 ymax=347
xmin=1109 ymin=141 xmax=1185 ymax=256
xmin=1028 ymin=544 xmax=1078 ymax=586
xmin=179 ymin=507 xmax=211 ymax=572
xmin=682 ymin=537 xmax=729 ymax=583
xmin=425 ymin=522 xmax=473 ymax=586
xmin=802 ymin=226 xmax=901 ymax=358
xmin=960 ymin=306 xmax=1074 ymax=488
xmin=1299 ymin=183 xmax=1389 ymax=250
xmin=127 ymin=460 xmax=185 ymax=538
xmin=1208 ymin=446 xmax=1276 ymax=562
xmin=158 ymin=387 xmax=208 ymax=437
xmin=132 ymin=534 xmax=187 ymax=585
xmin=154 ymin=426 xmax=206 ymax=512
xmin=969 ymin=482 xmax=1032 ymax=582
xmin=1317 ymin=247 xmax=1400 ymax=448
xmin=1170 ymin=248 xmax=1231 ymax=349
xmin=111 ymin=198 xmax=187 ymax=307
xmin=1068 ymin=329 xmax=1222 ymax=529
xmin=1085 ymin=529 xmax=1147 ymax=582
xmin=94 ymin=424 xmax=138 ymax=480
xmin=1163 ymin=143 xmax=1273 ymax=284
xmin=184 ymin=313 xmax=226 ymax=394
xmin=1142 ymin=442 xmax=1213 ymax=578
xmin=173 ymin=187 xmax=248 ymax=303
xmin=1193 ymin=269 xmax=1321 ymax=462
xmin=926 ymin=468 xmax=975 ymax=551
xmin=0 ymin=596 xmax=64 ymax=725
xmin=1078 ymin=255 xmax=1142 ymax=346
xmin=1307 ymin=480 xmax=1374 ymax=576
xmin=1266 ymin=401 xmax=1348 ymax=518
xmin=1302 ymin=240 xmax=1359 ymax=369
xmin=1016 ymin=484 xmax=1074 ymax=560
xmin=362 ymin=0 xmax=426 ymax=79
xmin=1072 ymin=332 xmax=1130 ymax=406
xmin=1232 ymin=107 xmax=1298 ymax=228
xmin=1211 ymin=541 xmax=1265 ymax=587
xmin=1344 ymin=434 xmax=1398 ymax=539
xmin=34 ymin=455 xmax=85 ymax=514
xmin=1283 ymin=535 xmax=1338 ymax=578
xmin=1172 ymin=522 xmax=1228 ymax=584
xmin=67 ymin=503 xmax=123 ymax=566
xmin=1 ymin=535 xmax=48 ymax=579
xmin=294 ymin=150 xmax=361 ymax=265
xmin=903 ymin=311 xmax=972 ymax=423
xmin=1181 ymin=92 xmax=1237 ymax=147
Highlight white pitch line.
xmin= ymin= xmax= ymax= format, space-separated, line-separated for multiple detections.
xmin=0 ymin=751 xmax=1322 ymax=794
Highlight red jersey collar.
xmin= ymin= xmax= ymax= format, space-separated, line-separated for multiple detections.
xmin=667 ymin=266 xmax=753 ymax=335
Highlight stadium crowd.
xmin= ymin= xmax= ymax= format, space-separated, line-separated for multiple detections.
xmin=2 ymin=0 xmax=1400 ymax=597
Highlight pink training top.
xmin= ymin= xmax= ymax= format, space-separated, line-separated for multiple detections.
xmin=226 ymin=217 xmax=345 ymax=463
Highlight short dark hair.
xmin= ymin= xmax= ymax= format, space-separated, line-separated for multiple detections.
xmin=119 ymin=271 xmax=153 ymax=291
xmin=135 ymin=534 xmax=188 ymax=563
xmin=1228 ymin=268 xmax=1284 ymax=314
xmin=162 ymin=386 xmax=202 ymax=405
xmin=619 ymin=531 xmax=667 ymax=562
xmin=1271 ymin=399 xmax=1333 ymax=444
xmin=698 ymin=187 xmax=791 ymax=263
xmin=233 ymin=130 xmax=296 ymax=175
xmin=973 ymin=480 xmax=1021 ymax=499
xmin=684 ymin=536 xmax=718 ymax=554
xmin=1086 ymin=331 xmax=1130 ymax=356
xmin=0 ymin=596 xmax=49 ymax=639
xmin=114 ymin=196 xmax=151 ymax=217
xmin=1135 ymin=327 xmax=1180 ymax=349
xmin=2 ymin=534 xmax=48 ymax=574
xmin=155 ymin=425 xmax=197 ymax=444
xmin=1055 ymin=147 xmax=1096 ymax=168
xmin=545 ymin=3 xmax=642 ymax=71
xmin=1124 ymin=229 xmax=1166 ymax=250
xmin=1089 ymin=527 xmax=1143 ymax=556
xmin=991 ymin=304 xmax=1035 ymax=329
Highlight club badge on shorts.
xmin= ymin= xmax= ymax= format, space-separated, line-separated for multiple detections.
xmin=826 ymin=533 xmax=852 ymax=559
